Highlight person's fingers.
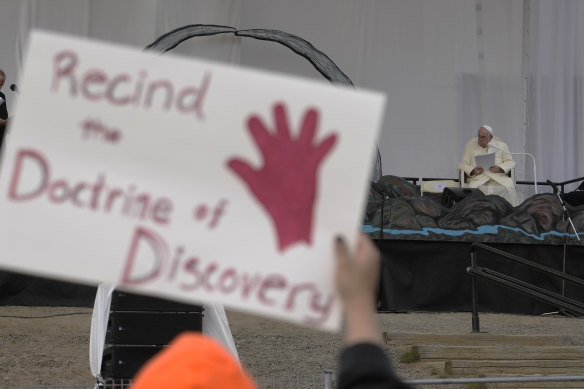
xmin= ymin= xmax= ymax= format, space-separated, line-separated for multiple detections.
xmin=334 ymin=235 xmax=349 ymax=267
xmin=354 ymin=234 xmax=369 ymax=264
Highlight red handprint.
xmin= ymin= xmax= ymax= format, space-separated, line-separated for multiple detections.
xmin=227 ymin=103 xmax=338 ymax=252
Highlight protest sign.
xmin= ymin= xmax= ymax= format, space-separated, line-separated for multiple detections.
xmin=0 ymin=30 xmax=385 ymax=330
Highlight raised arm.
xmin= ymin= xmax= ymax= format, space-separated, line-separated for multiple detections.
xmin=335 ymin=234 xmax=413 ymax=389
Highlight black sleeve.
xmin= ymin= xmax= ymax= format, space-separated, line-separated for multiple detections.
xmin=337 ymin=343 xmax=414 ymax=389
xmin=0 ymin=92 xmax=7 ymax=145
xmin=0 ymin=92 xmax=7 ymax=120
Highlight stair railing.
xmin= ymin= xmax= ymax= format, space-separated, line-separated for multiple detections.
xmin=468 ymin=242 xmax=584 ymax=332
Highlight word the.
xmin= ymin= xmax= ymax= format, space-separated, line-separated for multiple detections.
xmin=120 ymin=226 xmax=335 ymax=326
xmin=51 ymin=50 xmax=211 ymax=120
xmin=80 ymin=117 xmax=121 ymax=143
xmin=8 ymin=148 xmax=173 ymax=225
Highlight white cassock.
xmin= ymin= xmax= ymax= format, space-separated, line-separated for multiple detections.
xmin=459 ymin=136 xmax=518 ymax=206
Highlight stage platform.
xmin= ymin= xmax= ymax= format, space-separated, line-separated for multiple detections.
xmin=375 ymin=238 xmax=584 ymax=315
xmin=365 ymin=175 xmax=584 ymax=315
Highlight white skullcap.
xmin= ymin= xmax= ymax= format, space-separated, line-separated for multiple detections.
xmin=480 ymin=125 xmax=493 ymax=134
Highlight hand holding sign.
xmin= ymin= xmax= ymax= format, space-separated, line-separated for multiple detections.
xmin=228 ymin=103 xmax=337 ymax=252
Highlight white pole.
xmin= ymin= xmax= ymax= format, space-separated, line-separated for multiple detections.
xmin=506 ymin=151 xmax=538 ymax=194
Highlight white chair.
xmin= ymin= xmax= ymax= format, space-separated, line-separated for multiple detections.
xmin=420 ymin=179 xmax=458 ymax=196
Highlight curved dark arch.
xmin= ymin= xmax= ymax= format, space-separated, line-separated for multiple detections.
xmin=144 ymin=24 xmax=236 ymax=52
xmin=144 ymin=24 xmax=353 ymax=86
xmin=145 ymin=24 xmax=382 ymax=181
xmin=234 ymin=29 xmax=353 ymax=86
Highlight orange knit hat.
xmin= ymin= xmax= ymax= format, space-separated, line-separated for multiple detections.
xmin=131 ymin=332 xmax=258 ymax=389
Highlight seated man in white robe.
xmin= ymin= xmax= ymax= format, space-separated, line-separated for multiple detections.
xmin=459 ymin=124 xmax=518 ymax=206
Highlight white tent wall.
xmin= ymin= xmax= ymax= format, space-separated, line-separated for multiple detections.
xmin=89 ymin=0 xmax=158 ymax=47
xmin=527 ymin=0 xmax=584 ymax=194
xmin=0 ymin=0 xmax=27 ymax=87
xmin=0 ymin=0 xmax=583 ymax=197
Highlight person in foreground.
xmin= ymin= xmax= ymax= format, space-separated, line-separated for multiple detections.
xmin=0 ymin=69 xmax=9 ymax=147
xmin=335 ymin=233 xmax=413 ymax=389
xmin=459 ymin=124 xmax=518 ymax=206
xmin=130 ymin=233 xmax=411 ymax=389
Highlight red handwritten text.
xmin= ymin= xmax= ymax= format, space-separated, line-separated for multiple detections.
xmin=192 ymin=199 xmax=228 ymax=229
xmin=120 ymin=226 xmax=335 ymax=326
xmin=81 ymin=117 xmax=121 ymax=143
xmin=51 ymin=50 xmax=211 ymax=120
xmin=8 ymin=148 xmax=173 ymax=225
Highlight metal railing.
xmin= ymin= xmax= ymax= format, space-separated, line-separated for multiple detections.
xmin=549 ymin=176 xmax=584 ymax=194
xmin=413 ymin=176 xmax=584 ymax=193
xmin=467 ymin=242 xmax=584 ymax=333
xmin=9 ymin=373 xmax=584 ymax=388
xmin=406 ymin=375 xmax=584 ymax=386
xmin=41 ymin=369 xmax=584 ymax=387
xmin=384 ymin=176 xmax=584 ymax=200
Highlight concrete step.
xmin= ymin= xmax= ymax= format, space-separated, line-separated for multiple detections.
xmin=384 ymin=331 xmax=574 ymax=347
xmin=446 ymin=359 xmax=584 ymax=375
xmin=482 ymin=379 xmax=584 ymax=388
xmin=385 ymin=332 xmax=584 ymax=385
xmin=418 ymin=344 xmax=584 ymax=361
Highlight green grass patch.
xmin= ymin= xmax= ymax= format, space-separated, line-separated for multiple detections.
xmin=399 ymin=345 xmax=420 ymax=363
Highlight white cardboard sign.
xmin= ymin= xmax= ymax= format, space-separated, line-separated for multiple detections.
xmin=0 ymin=30 xmax=385 ymax=331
